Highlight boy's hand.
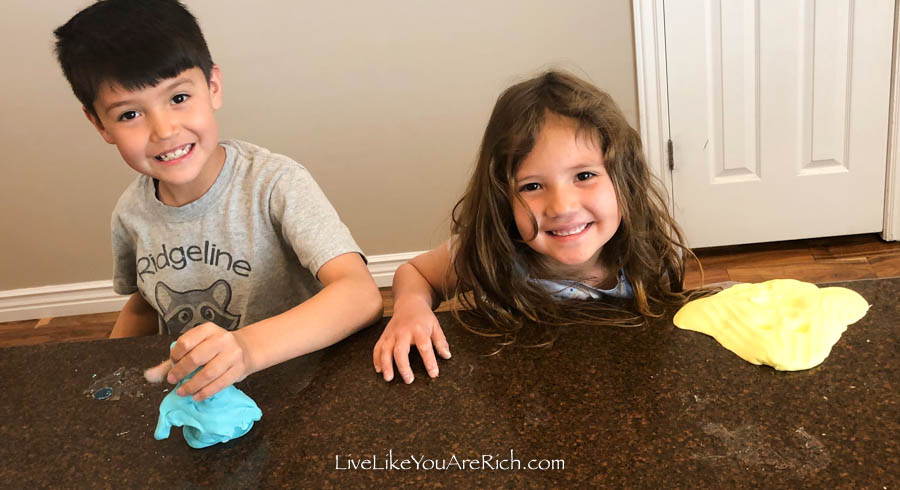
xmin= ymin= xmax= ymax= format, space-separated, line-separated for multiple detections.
xmin=166 ymin=323 xmax=252 ymax=401
xmin=373 ymin=299 xmax=451 ymax=384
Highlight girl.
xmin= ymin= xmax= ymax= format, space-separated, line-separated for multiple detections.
xmin=374 ymin=70 xmax=697 ymax=384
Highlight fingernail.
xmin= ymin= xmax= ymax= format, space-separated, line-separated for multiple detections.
xmin=404 ymin=375 xmax=413 ymax=384
xmin=428 ymin=368 xmax=439 ymax=378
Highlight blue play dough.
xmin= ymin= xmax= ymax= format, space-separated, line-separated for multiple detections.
xmin=153 ymin=346 xmax=262 ymax=448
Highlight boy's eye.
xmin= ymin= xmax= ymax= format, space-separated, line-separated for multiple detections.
xmin=117 ymin=110 xmax=138 ymax=121
xmin=576 ymin=171 xmax=596 ymax=181
xmin=172 ymin=93 xmax=189 ymax=104
xmin=519 ymin=182 xmax=541 ymax=192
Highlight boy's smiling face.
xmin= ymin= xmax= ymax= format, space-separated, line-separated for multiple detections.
xmin=86 ymin=66 xmax=224 ymax=206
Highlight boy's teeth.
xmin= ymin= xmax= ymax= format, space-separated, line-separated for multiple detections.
xmin=157 ymin=144 xmax=192 ymax=162
xmin=550 ymin=223 xmax=588 ymax=236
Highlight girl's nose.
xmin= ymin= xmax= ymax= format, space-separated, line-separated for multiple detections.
xmin=546 ymin=187 xmax=578 ymax=217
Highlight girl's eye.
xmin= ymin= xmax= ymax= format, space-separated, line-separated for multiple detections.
xmin=519 ymin=183 xmax=541 ymax=192
xmin=576 ymin=171 xmax=596 ymax=181
xmin=117 ymin=111 xmax=138 ymax=121
xmin=172 ymin=93 xmax=189 ymax=104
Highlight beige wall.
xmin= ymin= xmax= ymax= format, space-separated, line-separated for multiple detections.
xmin=0 ymin=0 xmax=637 ymax=291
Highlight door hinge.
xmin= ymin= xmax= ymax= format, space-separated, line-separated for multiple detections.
xmin=667 ymin=139 xmax=674 ymax=171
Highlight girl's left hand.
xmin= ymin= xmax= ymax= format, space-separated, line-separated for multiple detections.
xmin=166 ymin=323 xmax=251 ymax=401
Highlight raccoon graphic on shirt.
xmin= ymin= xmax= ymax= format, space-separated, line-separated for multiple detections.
xmin=156 ymin=279 xmax=241 ymax=334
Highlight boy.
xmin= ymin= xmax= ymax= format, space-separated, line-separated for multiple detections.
xmin=53 ymin=0 xmax=382 ymax=401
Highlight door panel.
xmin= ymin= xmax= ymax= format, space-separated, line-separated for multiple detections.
xmin=664 ymin=0 xmax=893 ymax=248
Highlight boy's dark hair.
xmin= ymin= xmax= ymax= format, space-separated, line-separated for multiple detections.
xmin=53 ymin=0 xmax=214 ymax=117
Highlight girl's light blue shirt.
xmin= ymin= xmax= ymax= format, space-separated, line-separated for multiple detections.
xmin=531 ymin=269 xmax=634 ymax=300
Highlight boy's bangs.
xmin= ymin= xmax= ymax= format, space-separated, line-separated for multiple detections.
xmin=110 ymin=51 xmax=205 ymax=92
xmin=101 ymin=26 xmax=210 ymax=92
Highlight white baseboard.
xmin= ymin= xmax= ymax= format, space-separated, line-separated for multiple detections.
xmin=0 ymin=251 xmax=424 ymax=323
xmin=367 ymin=250 xmax=423 ymax=288
xmin=0 ymin=281 xmax=129 ymax=323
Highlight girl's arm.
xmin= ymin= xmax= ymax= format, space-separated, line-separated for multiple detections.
xmin=109 ymin=292 xmax=159 ymax=338
xmin=373 ymin=241 xmax=457 ymax=383
xmin=164 ymin=252 xmax=383 ymax=401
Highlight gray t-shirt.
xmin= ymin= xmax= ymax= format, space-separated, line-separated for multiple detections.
xmin=111 ymin=139 xmax=363 ymax=334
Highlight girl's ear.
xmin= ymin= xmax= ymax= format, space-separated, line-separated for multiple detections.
xmin=83 ymin=107 xmax=115 ymax=144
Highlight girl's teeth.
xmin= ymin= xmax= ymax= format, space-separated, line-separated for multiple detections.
xmin=551 ymin=223 xmax=588 ymax=236
xmin=157 ymin=144 xmax=192 ymax=162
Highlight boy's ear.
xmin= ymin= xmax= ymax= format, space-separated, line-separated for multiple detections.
xmin=208 ymin=64 xmax=223 ymax=110
xmin=83 ymin=106 xmax=115 ymax=144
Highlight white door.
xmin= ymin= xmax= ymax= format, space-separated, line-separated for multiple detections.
xmin=663 ymin=0 xmax=894 ymax=248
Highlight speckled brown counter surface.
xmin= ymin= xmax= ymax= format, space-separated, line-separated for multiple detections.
xmin=1 ymin=278 xmax=896 ymax=488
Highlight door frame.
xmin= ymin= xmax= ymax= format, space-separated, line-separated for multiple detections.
xmin=632 ymin=0 xmax=900 ymax=241
xmin=633 ymin=0 xmax=673 ymax=203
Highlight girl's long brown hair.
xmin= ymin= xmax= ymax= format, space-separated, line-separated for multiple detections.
xmin=450 ymin=70 xmax=703 ymax=346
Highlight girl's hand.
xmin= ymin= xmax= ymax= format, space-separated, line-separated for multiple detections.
xmin=373 ymin=299 xmax=451 ymax=384
xmin=166 ymin=323 xmax=252 ymax=401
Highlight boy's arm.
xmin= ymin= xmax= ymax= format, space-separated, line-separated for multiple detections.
xmin=109 ymin=292 xmax=159 ymax=338
xmin=237 ymin=251 xmax=382 ymax=371
xmin=167 ymin=252 xmax=382 ymax=400
xmin=374 ymin=241 xmax=457 ymax=383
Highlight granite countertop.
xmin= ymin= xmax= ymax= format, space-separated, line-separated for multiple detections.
xmin=1 ymin=278 xmax=897 ymax=488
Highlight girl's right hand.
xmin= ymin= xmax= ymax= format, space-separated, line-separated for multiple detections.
xmin=373 ymin=299 xmax=451 ymax=383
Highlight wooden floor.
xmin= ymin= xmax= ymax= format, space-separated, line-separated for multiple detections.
xmin=3 ymin=233 xmax=899 ymax=348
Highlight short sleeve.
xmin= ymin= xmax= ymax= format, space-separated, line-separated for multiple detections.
xmin=268 ymin=164 xmax=364 ymax=278
xmin=110 ymin=207 xmax=138 ymax=295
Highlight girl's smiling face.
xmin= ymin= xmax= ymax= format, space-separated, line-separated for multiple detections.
xmin=511 ymin=113 xmax=621 ymax=281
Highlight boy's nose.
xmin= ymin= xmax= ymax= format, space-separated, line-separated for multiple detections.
xmin=149 ymin=114 xmax=178 ymax=141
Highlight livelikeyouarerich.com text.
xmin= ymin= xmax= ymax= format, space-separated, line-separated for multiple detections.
xmin=334 ymin=449 xmax=565 ymax=471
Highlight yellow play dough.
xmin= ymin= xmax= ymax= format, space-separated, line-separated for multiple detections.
xmin=673 ymin=279 xmax=869 ymax=371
